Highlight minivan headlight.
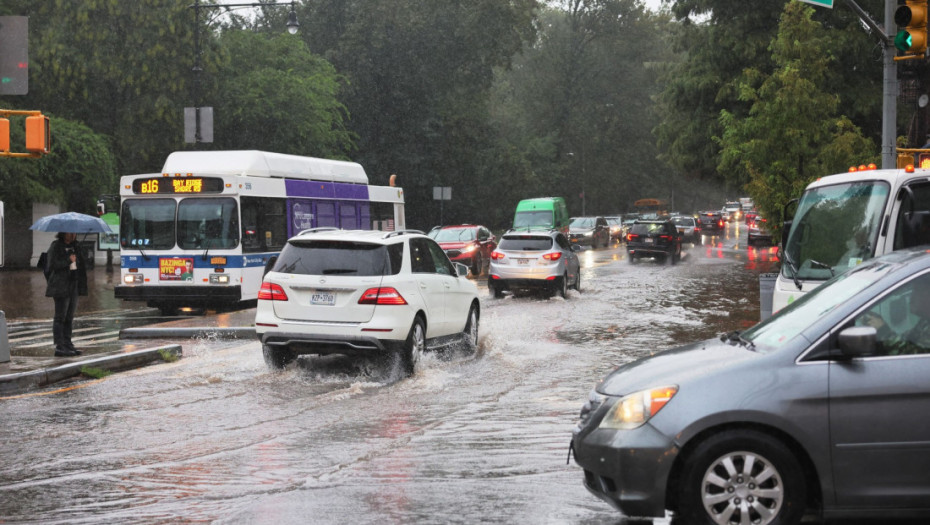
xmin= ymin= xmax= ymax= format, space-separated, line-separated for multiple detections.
xmin=599 ymin=386 xmax=678 ymax=430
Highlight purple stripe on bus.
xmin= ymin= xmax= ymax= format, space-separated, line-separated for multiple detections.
xmin=284 ymin=180 xmax=370 ymax=200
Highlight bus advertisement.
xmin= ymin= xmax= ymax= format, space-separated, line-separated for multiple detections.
xmin=114 ymin=150 xmax=406 ymax=315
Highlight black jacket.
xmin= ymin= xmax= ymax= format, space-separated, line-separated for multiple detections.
xmin=44 ymin=240 xmax=88 ymax=298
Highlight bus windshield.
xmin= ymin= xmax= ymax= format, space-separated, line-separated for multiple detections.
xmin=784 ymin=180 xmax=889 ymax=281
xmin=178 ymin=198 xmax=239 ymax=249
xmin=121 ymin=199 xmax=176 ymax=249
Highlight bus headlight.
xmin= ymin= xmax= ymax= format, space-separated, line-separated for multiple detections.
xmin=209 ymin=274 xmax=230 ymax=284
xmin=123 ymin=274 xmax=143 ymax=284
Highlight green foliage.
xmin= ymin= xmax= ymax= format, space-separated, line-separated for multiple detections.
xmin=213 ymin=31 xmax=354 ymax=157
xmin=715 ymin=2 xmax=876 ymax=236
xmin=158 ymin=348 xmax=180 ymax=362
xmin=80 ymin=366 xmax=113 ymax=379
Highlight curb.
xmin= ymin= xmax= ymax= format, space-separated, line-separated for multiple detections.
xmin=119 ymin=327 xmax=256 ymax=340
xmin=0 ymin=344 xmax=182 ymax=396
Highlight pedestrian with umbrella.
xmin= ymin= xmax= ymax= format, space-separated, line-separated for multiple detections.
xmin=30 ymin=212 xmax=112 ymax=357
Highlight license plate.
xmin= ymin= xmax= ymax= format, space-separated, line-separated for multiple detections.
xmin=310 ymin=292 xmax=336 ymax=306
xmin=645 ymin=238 xmax=654 ymax=244
xmin=516 ymin=258 xmax=530 ymax=265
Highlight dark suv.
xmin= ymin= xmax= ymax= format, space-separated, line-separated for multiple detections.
xmin=626 ymin=219 xmax=682 ymax=263
xmin=568 ymin=216 xmax=610 ymax=248
xmin=698 ymin=211 xmax=725 ymax=234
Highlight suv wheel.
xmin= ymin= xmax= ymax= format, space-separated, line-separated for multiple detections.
xmin=463 ymin=304 xmax=479 ymax=352
xmin=553 ymin=274 xmax=568 ymax=298
xmin=678 ymin=429 xmax=806 ymax=525
xmin=471 ymin=254 xmax=483 ymax=277
xmin=263 ymin=344 xmax=296 ymax=369
xmin=573 ymin=270 xmax=582 ymax=292
xmin=490 ymin=281 xmax=504 ymax=298
xmin=401 ymin=317 xmax=425 ymax=376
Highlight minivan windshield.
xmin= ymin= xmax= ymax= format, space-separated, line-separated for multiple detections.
xmin=742 ymin=261 xmax=890 ymax=352
xmin=784 ymin=180 xmax=889 ymax=281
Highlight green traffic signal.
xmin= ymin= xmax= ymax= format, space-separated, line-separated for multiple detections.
xmin=896 ymin=30 xmax=915 ymax=52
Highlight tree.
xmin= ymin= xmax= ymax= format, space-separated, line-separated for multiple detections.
xmin=716 ymin=1 xmax=876 ymax=235
xmin=212 ymin=30 xmax=354 ymax=157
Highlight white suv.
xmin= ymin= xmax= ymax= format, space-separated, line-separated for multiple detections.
xmin=255 ymin=228 xmax=480 ymax=374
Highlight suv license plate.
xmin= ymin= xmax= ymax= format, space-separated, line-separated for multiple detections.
xmin=516 ymin=258 xmax=530 ymax=265
xmin=645 ymin=238 xmax=654 ymax=244
xmin=310 ymin=292 xmax=336 ymax=306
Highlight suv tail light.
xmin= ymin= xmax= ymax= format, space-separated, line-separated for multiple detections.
xmin=359 ymin=287 xmax=408 ymax=305
xmin=659 ymin=235 xmax=672 ymax=241
xmin=258 ymin=282 xmax=288 ymax=301
xmin=542 ymin=252 xmax=562 ymax=261
xmin=627 ymin=233 xmax=639 ymax=242
xmin=491 ymin=250 xmax=505 ymax=260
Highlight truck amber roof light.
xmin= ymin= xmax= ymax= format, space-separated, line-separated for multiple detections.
xmin=868 ymin=163 xmax=877 ymax=170
xmin=906 ymin=164 xmax=916 ymax=173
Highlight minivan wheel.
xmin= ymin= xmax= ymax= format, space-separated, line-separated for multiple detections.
xmin=462 ymin=304 xmax=479 ymax=353
xmin=678 ymin=429 xmax=806 ymax=525
xmin=262 ymin=344 xmax=296 ymax=369
xmin=400 ymin=317 xmax=426 ymax=376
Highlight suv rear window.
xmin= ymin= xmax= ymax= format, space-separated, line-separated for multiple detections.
xmin=631 ymin=223 xmax=666 ymax=235
xmin=499 ymin=235 xmax=553 ymax=251
xmin=273 ymin=240 xmax=404 ymax=275
xmin=672 ymin=217 xmax=694 ymax=227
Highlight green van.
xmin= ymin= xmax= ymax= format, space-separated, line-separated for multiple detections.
xmin=512 ymin=197 xmax=570 ymax=232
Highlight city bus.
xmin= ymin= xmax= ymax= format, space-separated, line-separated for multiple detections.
xmin=115 ymin=150 xmax=406 ymax=315
xmin=769 ymin=165 xmax=930 ymax=315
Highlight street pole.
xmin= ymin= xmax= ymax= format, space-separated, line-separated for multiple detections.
xmin=883 ymin=0 xmax=897 ymax=169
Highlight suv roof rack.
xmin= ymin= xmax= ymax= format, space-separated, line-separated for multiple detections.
xmin=297 ymin=227 xmax=341 ymax=235
xmin=383 ymin=229 xmax=425 ymax=238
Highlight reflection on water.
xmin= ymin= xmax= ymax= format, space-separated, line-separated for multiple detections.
xmin=0 ymin=267 xmax=134 ymax=319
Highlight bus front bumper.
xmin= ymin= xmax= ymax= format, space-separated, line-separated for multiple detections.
xmin=115 ymin=285 xmax=242 ymax=304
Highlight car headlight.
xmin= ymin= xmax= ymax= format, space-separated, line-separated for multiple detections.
xmin=598 ymin=386 xmax=678 ymax=430
xmin=583 ymin=231 xmax=592 ymax=237
xmin=462 ymin=244 xmax=477 ymax=253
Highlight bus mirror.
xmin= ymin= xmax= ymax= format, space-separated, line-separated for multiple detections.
xmin=781 ymin=219 xmax=792 ymax=249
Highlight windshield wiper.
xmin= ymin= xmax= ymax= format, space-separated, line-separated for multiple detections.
xmin=721 ymin=330 xmax=756 ymax=350
xmin=781 ymin=249 xmax=803 ymax=290
xmin=201 ymin=237 xmax=213 ymax=261
xmin=810 ymin=259 xmax=835 ymax=277
xmin=137 ymin=244 xmax=150 ymax=261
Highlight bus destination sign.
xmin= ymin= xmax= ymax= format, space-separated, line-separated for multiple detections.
xmin=132 ymin=177 xmax=224 ymax=194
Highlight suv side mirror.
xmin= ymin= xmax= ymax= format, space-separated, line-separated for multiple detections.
xmin=455 ymin=262 xmax=470 ymax=277
xmin=837 ymin=326 xmax=877 ymax=358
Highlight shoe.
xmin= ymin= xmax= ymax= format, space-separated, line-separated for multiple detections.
xmin=54 ymin=347 xmax=78 ymax=357
xmin=64 ymin=343 xmax=83 ymax=355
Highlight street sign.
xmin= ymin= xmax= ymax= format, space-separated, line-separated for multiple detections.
xmin=798 ymin=0 xmax=833 ymax=8
xmin=0 ymin=16 xmax=29 ymax=95
xmin=433 ymin=186 xmax=451 ymax=200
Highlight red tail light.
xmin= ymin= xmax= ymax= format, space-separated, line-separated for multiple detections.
xmin=490 ymin=251 xmax=505 ymax=260
xmin=659 ymin=235 xmax=672 ymax=240
xmin=542 ymin=252 xmax=562 ymax=261
xmin=718 ymin=221 xmax=724 ymax=228
xmin=359 ymin=287 xmax=408 ymax=305
xmin=627 ymin=234 xmax=639 ymax=242
xmin=258 ymin=282 xmax=288 ymax=301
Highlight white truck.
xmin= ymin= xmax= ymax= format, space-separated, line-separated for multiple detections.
xmin=769 ymin=166 xmax=930 ymax=315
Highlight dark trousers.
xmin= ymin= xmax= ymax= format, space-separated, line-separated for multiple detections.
xmin=53 ymin=288 xmax=78 ymax=348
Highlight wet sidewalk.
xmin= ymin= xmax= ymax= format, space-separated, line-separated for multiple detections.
xmin=0 ymin=308 xmax=257 ymax=395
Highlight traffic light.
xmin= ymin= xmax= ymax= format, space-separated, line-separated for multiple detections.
xmin=24 ymin=114 xmax=49 ymax=154
xmin=0 ymin=118 xmax=8 ymax=152
xmin=895 ymin=0 xmax=929 ymax=56
xmin=919 ymin=152 xmax=930 ymax=169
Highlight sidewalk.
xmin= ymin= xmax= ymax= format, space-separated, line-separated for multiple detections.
xmin=0 ymin=309 xmax=257 ymax=396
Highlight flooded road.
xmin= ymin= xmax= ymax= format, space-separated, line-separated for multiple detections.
xmin=0 ymin=224 xmax=802 ymax=524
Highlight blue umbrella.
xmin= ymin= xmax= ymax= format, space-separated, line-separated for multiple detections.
xmin=29 ymin=212 xmax=113 ymax=234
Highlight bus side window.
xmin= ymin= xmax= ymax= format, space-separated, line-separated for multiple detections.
xmin=894 ymin=183 xmax=930 ymax=250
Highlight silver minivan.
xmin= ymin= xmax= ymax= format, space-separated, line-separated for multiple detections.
xmin=571 ymin=248 xmax=930 ymax=524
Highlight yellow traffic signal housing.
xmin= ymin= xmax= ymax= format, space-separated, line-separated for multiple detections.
xmin=0 ymin=118 xmax=8 ymax=152
xmin=899 ymin=153 xmax=916 ymax=169
xmin=895 ymin=0 xmax=929 ymax=55
xmin=24 ymin=114 xmax=49 ymax=154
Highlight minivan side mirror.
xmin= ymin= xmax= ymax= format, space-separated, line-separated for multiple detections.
xmin=837 ymin=326 xmax=877 ymax=358
xmin=455 ymin=262 xmax=470 ymax=277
